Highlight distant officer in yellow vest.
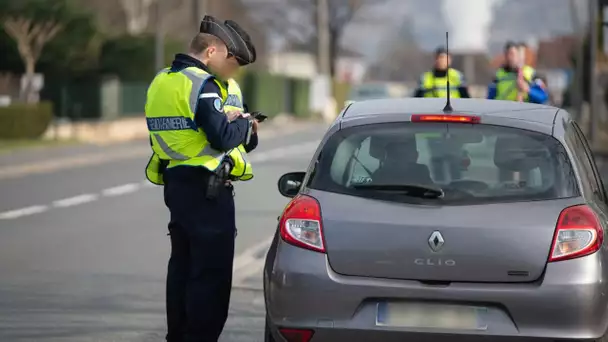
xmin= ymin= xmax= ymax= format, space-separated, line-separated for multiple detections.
xmin=488 ymin=41 xmax=548 ymax=104
xmin=414 ymin=46 xmax=471 ymax=98
xmin=414 ymin=47 xmax=470 ymax=182
xmin=144 ymin=16 xmax=258 ymax=342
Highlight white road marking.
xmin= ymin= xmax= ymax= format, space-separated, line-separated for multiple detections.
xmin=0 ymin=205 xmax=49 ymax=220
xmin=232 ymin=237 xmax=273 ymax=286
xmin=0 ymin=140 xmax=320 ymax=221
xmin=53 ymin=194 xmax=99 ymax=208
xmin=140 ymin=180 xmax=157 ymax=188
xmin=249 ymin=141 xmax=318 ymax=163
xmin=101 ymin=183 xmax=141 ymax=197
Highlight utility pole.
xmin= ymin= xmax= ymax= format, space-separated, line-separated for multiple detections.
xmin=316 ymin=0 xmax=331 ymax=76
xmin=154 ymin=0 xmax=165 ymax=70
xmin=316 ymin=0 xmax=333 ymax=122
xmin=192 ymin=0 xmax=209 ymax=30
xmin=589 ymin=0 xmax=598 ymax=145
xmin=570 ymin=0 xmax=584 ymax=119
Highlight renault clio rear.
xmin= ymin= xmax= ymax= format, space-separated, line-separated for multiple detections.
xmin=264 ymin=98 xmax=608 ymax=342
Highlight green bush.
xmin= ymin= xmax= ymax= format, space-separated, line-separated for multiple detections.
xmin=0 ymin=102 xmax=54 ymax=139
xmin=100 ymin=35 xmax=183 ymax=82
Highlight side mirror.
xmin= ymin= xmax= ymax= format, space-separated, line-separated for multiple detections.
xmin=278 ymin=172 xmax=306 ymax=198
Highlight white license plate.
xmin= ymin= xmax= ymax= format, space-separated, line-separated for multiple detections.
xmin=376 ymin=302 xmax=487 ymax=330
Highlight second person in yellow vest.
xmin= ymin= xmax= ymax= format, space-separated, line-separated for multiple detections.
xmin=414 ymin=46 xmax=471 ymax=98
xmin=487 ymin=41 xmax=548 ymax=104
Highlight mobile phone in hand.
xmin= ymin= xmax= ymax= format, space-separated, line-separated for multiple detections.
xmin=251 ymin=111 xmax=268 ymax=123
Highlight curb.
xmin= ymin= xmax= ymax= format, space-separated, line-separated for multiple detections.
xmin=42 ymin=114 xmax=321 ymax=145
xmin=0 ymin=120 xmax=324 ymax=180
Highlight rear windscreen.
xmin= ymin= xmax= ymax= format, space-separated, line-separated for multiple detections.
xmin=309 ymin=122 xmax=579 ymax=204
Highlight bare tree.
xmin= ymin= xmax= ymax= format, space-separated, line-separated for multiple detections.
xmin=119 ymin=0 xmax=156 ymax=35
xmin=249 ymin=0 xmax=386 ymax=76
xmin=3 ymin=18 xmax=62 ymax=103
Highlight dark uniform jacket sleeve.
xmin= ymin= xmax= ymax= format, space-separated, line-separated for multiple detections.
xmin=242 ymin=102 xmax=258 ymax=153
xmin=194 ymin=81 xmax=250 ymax=151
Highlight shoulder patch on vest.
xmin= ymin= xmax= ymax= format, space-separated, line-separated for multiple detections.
xmin=213 ymin=98 xmax=224 ymax=112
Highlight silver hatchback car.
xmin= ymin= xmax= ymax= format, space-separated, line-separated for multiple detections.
xmin=263 ymin=98 xmax=608 ymax=342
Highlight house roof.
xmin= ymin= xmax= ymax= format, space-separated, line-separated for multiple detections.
xmin=536 ymin=35 xmax=577 ymax=69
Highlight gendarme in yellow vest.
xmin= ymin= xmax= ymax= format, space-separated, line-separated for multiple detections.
xmin=144 ymin=66 xmax=252 ymax=185
xmin=495 ymin=65 xmax=535 ymax=101
xmin=224 ymin=78 xmax=253 ymax=181
xmin=420 ymin=68 xmax=463 ymax=98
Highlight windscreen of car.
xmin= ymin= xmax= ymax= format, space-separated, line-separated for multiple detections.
xmin=309 ymin=122 xmax=579 ymax=205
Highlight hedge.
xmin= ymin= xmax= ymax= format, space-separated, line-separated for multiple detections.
xmin=0 ymin=102 xmax=54 ymax=139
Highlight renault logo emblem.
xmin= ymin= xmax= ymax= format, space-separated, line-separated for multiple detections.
xmin=428 ymin=231 xmax=445 ymax=252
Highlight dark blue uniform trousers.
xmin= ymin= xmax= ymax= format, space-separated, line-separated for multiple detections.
xmin=163 ymin=167 xmax=236 ymax=342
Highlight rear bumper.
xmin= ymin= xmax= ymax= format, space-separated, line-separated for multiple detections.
xmin=264 ymin=240 xmax=608 ymax=341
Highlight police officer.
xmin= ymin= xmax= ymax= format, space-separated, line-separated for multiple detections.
xmin=414 ymin=46 xmax=471 ymax=98
xmin=415 ymin=46 xmax=470 ymax=182
xmin=144 ymin=16 xmax=258 ymax=342
xmin=488 ymin=41 xmax=548 ymax=103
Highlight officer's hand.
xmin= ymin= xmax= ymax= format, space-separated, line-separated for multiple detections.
xmin=517 ymin=79 xmax=530 ymax=93
xmin=226 ymin=111 xmax=242 ymax=122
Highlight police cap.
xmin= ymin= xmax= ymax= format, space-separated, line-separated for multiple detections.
xmin=199 ymin=15 xmax=238 ymax=54
xmin=224 ymin=19 xmax=256 ymax=66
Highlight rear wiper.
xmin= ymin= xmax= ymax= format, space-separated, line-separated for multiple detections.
xmin=352 ymin=183 xmax=445 ymax=199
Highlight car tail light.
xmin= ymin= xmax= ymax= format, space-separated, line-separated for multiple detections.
xmin=549 ymin=205 xmax=603 ymax=262
xmin=279 ymin=194 xmax=325 ymax=253
xmin=279 ymin=328 xmax=315 ymax=342
xmin=411 ymin=114 xmax=481 ymax=123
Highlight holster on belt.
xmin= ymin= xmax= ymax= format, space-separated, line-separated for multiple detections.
xmin=206 ymin=158 xmax=234 ymax=200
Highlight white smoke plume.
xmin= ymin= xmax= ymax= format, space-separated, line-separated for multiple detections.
xmin=442 ymin=0 xmax=505 ymax=52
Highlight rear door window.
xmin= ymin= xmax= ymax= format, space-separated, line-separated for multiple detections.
xmin=311 ymin=122 xmax=579 ymax=205
xmin=571 ymin=122 xmax=606 ymax=201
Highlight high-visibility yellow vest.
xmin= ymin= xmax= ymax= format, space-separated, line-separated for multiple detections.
xmin=495 ymin=65 xmax=535 ymax=102
xmin=420 ymin=68 xmax=463 ymax=98
xmin=144 ymin=66 xmax=252 ymax=185
xmin=224 ymin=78 xmax=253 ymax=181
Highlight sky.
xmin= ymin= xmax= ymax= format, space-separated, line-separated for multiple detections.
xmin=340 ymin=0 xmax=586 ymax=59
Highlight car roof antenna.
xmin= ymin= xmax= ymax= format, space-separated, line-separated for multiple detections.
xmin=443 ymin=31 xmax=453 ymax=113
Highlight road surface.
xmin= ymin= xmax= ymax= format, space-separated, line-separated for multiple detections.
xmin=0 ymin=123 xmax=327 ymax=342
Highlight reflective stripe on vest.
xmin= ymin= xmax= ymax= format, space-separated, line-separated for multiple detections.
xmin=225 ymin=78 xmax=253 ymax=181
xmin=144 ymin=67 xmax=227 ymax=184
xmin=495 ymin=65 xmax=535 ymax=101
xmin=421 ymin=69 xmax=462 ymax=98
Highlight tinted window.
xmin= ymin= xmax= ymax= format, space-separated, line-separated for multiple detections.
xmin=310 ymin=123 xmax=579 ymax=205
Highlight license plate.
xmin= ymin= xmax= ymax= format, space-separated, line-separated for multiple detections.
xmin=376 ymin=302 xmax=487 ymax=330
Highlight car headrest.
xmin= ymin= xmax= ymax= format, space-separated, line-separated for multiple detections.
xmin=369 ymin=135 xmax=416 ymax=160
xmin=493 ymin=135 xmax=550 ymax=172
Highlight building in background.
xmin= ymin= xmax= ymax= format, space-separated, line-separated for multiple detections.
xmin=536 ymin=35 xmax=577 ymax=106
xmin=268 ymin=44 xmax=367 ymax=83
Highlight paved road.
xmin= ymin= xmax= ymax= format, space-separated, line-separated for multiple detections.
xmin=0 ymin=123 xmax=327 ymax=342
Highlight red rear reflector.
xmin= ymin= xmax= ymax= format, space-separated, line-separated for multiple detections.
xmin=279 ymin=328 xmax=315 ymax=342
xmin=548 ymin=205 xmax=603 ymax=262
xmin=411 ymin=114 xmax=480 ymax=123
